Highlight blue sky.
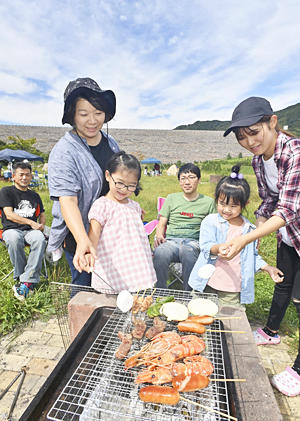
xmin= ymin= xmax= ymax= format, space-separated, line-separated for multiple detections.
xmin=0 ymin=0 xmax=299 ymax=129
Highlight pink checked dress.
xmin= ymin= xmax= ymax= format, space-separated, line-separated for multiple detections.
xmin=88 ymin=196 xmax=157 ymax=293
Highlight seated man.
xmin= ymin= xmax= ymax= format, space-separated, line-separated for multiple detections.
xmin=0 ymin=162 xmax=46 ymax=300
xmin=153 ymin=163 xmax=215 ymax=290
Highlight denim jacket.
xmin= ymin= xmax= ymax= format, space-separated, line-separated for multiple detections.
xmin=47 ymin=130 xmax=119 ymax=251
xmin=188 ymin=213 xmax=267 ymax=304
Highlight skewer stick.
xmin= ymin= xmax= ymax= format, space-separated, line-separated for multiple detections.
xmin=141 ymin=289 xmax=147 ymax=299
xmin=207 ymin=329 xmax=246 ymax=333
xmin=214 ymin=316 xmax=242 ymax=320
xmin=180 ymin=396 xmax=237 ymax=421
xmin=211 ymin=378 xmax=246 ymax=382
xmin=150 ymin=288 xmax=156 ymax=297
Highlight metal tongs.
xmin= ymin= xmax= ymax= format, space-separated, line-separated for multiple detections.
xmin=92 ymin=270 xmax=117 ymax=293
xmin=0 ymin=366 xmax=27 ymax=420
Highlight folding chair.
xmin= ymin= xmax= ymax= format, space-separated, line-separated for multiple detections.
xmin=144 ymin=196 xmax=183 ymax=289
xmin=0 ymin=209 xmax=48 ymax=283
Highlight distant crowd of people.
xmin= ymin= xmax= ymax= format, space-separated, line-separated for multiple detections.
xmin=143 ymin=163 xmax=161 ymax=176
xmin=0 ymin=78 xmax=299 ymax=397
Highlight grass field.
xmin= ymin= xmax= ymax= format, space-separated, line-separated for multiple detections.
xmin=0 ymin=159 xmax=298 ymax=354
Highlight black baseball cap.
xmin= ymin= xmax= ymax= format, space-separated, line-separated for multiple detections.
xmin=224 ymin=96 xmax=274 ymax=137
xmin=62 ymin=77 xmax=116 ymax=125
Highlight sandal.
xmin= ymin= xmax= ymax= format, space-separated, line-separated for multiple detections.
xmin=271 ymin=367 xmax=300 ymax=397
xmin=253 ymin=328 xmax=280 ymax=345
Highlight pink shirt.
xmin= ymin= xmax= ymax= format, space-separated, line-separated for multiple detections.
xmin=208 ymin=223 xmax=243 ymax=292
xmin=88 ymin=197 xmax=157 ymax=293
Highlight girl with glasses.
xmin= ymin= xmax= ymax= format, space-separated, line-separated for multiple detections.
xmin=81 ymin=151 xmax=157 ymax=292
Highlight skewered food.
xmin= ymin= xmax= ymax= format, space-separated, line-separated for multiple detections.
xmin=115 ymin=332 xmax=133 ymax=360
xmin=160 ymin=302 xmax=189 ymax=321
xmin=187 ymin=315 xmax=214 ymax=325
xmin=117 ymin=290 xmax=134 ymax=312
xmin=150 ymin=335 xmax=205 ymax=366
xmin=139 ymin=385 xmax=180 ymax=405
xmin=177 ymin=320 xmax=206 ymax=334
xmin=172 ymin=355 xmax=214 ymax=377
xmin=172 ymin=373 xmax=210 ymax=391
xmin=135 ymin=354 xmax=213 ymax=384
xmin=188 ymin=298 xmax=218 ymax=316
xmin=140 ymin=295 xmax=153 ymax=312
xmin=145 ymin=317 xmax=166 ymax=339
xmin=132 ymin=290 xmax=156 ymax=314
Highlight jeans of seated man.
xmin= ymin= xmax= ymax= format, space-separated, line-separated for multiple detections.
xmin=153 ymin=238 xmax=200 ymax=290
xmin=3 ymin=228 xmax=46 ymax=284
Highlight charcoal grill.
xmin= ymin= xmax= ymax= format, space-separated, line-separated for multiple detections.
xmin=44 ymin=288 xmax=232 ymax=421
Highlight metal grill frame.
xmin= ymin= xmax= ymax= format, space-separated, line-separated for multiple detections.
xmin=50 ymin=282 xmax=112 ymax=350
xmin=47 ymin=288 xmax=231 ymax=421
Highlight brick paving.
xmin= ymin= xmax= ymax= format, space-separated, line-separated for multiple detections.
xmin=0 ymin=317 xmax=299 ymax=420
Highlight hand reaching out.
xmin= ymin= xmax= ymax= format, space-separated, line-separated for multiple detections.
xmin=262 ymin=265 xmax=284 ymax=283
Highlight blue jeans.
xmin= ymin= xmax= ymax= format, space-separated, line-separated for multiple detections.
xmin=64 ymin=249 xmax=91 ymax=287
xmin=153 ymin=238 xmax=200 ymax=290
xmin=3 ymin=229 xmax=46 ymax=284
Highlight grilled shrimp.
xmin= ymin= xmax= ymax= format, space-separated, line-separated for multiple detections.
xmin=135 ymin=353 xmax=213 ymax=384
xmin=124 ymin=331 xmax=181 ymax=369
xmin=150 ymin=335 xmax=205 ymax=366
xmin=172 ymin=355 xmax=214 ymax=377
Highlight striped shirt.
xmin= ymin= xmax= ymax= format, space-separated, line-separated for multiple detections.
xmin=252 ymin=132 xmax=300 ymax=256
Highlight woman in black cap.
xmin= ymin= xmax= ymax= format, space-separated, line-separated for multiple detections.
xmin=222 ymin=96 xmax=300 ymax=396
xmin=48 ymin=77 xmax=120 ymax=287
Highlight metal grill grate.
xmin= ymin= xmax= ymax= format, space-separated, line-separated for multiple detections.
xmin=47 ymin=288 xmax=231 ymax=421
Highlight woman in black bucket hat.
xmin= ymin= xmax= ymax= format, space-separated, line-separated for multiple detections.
xmin=47 ymin=77 xmax=120 ymax=287
xmin=222 ymin=96 xmax=300 ymax=397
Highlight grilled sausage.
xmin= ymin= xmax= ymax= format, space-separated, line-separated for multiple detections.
xmin=187 ymin=315 xmax=214 ymax=325
xmin=177 ymin=321 xmax=206 ymax=334
xmin=139 ymin=385 xmax=180 ymax=405
xmin=172 ymin=373 xmax=210 ymax=391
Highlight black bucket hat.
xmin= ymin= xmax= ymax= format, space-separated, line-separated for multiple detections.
xmin=224 ymin=96 xmax=274 ymax=137
xmin=62 ymin=77 xmax=116 ymax=125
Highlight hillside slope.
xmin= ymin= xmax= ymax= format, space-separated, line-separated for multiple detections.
xmin=175 ymin=103 xmax=300 ymax=136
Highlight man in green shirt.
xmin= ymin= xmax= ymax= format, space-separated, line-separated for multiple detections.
xmin=153 ymin=163 xmax=215 ymax=290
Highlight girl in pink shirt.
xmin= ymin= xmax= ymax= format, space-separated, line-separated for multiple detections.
xmin=82 ymin=151 xmax=157 ymax=293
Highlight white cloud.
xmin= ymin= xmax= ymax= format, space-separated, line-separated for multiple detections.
xmin=0 ymin=0 xmax=300 ymax=128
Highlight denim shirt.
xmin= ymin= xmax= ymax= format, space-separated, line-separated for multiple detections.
xmin=188 ymin=213 xmax=267 ymax=304
xmin=47 ymin=130 xmax=119 ymax=251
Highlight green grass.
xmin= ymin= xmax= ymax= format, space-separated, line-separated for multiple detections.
xmin=0 ymin=160 xmax=298 ymax=355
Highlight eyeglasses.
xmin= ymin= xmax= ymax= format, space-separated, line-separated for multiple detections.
xmin=179 ymin=175 xmax=198 ymax=182
xmin=110 ymin=174 xmax=137 ymax=192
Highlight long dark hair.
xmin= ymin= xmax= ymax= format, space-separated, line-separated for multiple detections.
xmin=215 ymin=165 xmax=250 ymax=209
xmin=107 ymin=151 xmax=142 ymax=196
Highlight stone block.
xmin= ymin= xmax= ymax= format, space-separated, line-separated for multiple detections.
xmin=68 ymin=292 xmax=117 ymax=341
xmin=0 ymin=354 xmax=30 ymax=371
xmin=26 ymin=357 xmax=57 ymax=377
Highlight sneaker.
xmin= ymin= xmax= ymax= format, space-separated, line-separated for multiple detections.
xmin=271 ymin=367 xmax=300 ymax=396
xmin=253 ymin=327 xmax=281 ymax=345
xmin=12 ymin=283 xmax=33 ymax=301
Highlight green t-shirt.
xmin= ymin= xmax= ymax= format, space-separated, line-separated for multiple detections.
xmin=160 ymin=192 xmax=216 ymax=240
